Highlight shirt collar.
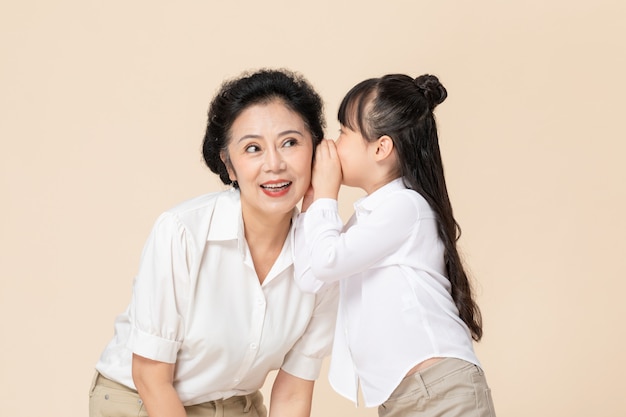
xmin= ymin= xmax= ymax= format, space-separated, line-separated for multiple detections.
xmin=206 ymin=188 xmax=300 ymax=240
xmin=206 ymin=189 xmax=299 ymax=283
xmin=354 ymin=177 xmax=408 ymax=213
xmin=206 ymin=188 xmax=242 ymax=241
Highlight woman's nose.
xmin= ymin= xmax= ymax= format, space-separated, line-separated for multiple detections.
xmin=263 ymin=148 xmax=286 ymax=171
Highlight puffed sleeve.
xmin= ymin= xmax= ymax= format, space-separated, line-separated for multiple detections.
xmin=280 ymin=282 xmax=339 ymax=380
xmin=126 ymin=212 xmax=191 ymax=363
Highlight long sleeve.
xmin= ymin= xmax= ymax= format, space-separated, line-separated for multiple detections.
xmin=293 ymin=200 xmax=343 ymax=293
xmin=296 ymin=193 xmax=421 ymax=284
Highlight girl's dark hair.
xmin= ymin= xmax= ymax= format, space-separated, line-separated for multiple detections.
xmin=203 ymin=69 xmax=325 ymax=187
xmin=338 ymin=73 xmax=483 ymax=341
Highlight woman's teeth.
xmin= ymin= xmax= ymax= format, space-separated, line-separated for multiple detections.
xmin=261 ymin=182 xmax=291 ymax=190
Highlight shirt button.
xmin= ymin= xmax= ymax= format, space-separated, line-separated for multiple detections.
xmin=104 ymin=394 xmax=109 ymax=400
xmin=250 ymin=343 xmax=258 ymax=350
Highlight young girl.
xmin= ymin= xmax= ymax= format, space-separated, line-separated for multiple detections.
xmin=295 ymin=74 xmax=496 ymax=416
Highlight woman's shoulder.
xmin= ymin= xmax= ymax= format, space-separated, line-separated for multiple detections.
xmin=166 ymin=189 xmax=238 ymax=215
xmin=152 ymin=189 xmax=240 ymax=236
xmin=141 ymin=189 xmax=241 ymax=258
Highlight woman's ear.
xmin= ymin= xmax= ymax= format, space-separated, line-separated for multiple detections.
xmin=220 ymin=151 xmax=237 ymax=182
xmin=373 ymin=135 xmax=395 ymax=161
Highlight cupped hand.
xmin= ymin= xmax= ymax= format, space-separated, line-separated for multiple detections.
xmin=311 ymin=139 xmax=342 ymax=200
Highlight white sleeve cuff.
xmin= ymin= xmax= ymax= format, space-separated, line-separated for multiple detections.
xmin=280 ymin=349 xmax=324 ymax=381
xmin=128 ymin=326 xmax=181 ymax=364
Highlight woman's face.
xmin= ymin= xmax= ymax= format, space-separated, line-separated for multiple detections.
xmin=224 ymin=99 xmax=314 ymax=219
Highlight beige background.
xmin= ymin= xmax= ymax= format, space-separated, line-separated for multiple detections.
xmin=1 ymin=0 xmax=625 ymax=416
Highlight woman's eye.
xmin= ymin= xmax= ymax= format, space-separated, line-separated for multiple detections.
xmin=283 ymin=138 xmax=298 ymax=147
xmin=245 ymin=144 xmax=260 ymax=153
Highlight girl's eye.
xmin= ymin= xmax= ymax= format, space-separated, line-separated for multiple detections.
xmin=245 ymin=144 xmax=260 ymax=153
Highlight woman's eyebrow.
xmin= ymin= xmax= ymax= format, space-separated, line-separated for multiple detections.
xmin=237 ymin=130 xmax=304 ymax=142
xmin=277 ymin=129 xmax=304 ymax=137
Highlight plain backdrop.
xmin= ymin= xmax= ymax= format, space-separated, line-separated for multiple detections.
xmin=1 ymin=1 xmax=625 ymax=416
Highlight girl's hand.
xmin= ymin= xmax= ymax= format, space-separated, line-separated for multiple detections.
xmin=311 ymin=139 xmax=342 ymax=200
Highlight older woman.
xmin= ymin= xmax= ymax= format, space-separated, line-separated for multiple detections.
xmin=89 ymin=69 xmax=338 ymax=417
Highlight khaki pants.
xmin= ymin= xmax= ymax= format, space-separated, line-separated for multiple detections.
xmin=378 ymin=358 xmax=496 ymax=417
xmin=89 ymin=372 xmax=266 ymax=417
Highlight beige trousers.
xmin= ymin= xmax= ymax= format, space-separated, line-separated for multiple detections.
xmin=378 ymin=358 xmax=496 ymax=417
xmin=89 ymin=372 xmax=266 ymax=417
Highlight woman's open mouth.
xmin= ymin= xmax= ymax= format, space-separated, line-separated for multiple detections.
xmin=260 ymin=181 xmax=292 ymax=197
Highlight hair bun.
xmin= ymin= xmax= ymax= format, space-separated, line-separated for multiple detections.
xmin=415 ymin=74 xmax=447 ymax=110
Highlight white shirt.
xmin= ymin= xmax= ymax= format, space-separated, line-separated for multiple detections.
xmin=96 ymin=189 xmax=338 ymax=406
xmin=294 ymin=178 xmax=479 ymax=407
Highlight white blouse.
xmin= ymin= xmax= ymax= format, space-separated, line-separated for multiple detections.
xmin=295 ymin=178 xmax=479 ymax=407
xmin=96 ymin=189 xmax=338 ymax=406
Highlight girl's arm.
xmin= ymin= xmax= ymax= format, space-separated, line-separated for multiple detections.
xmin=304 ymin=192 xmax=419 ymax=282
xmin=294 ymin=139 xmax=342 ymax=293
xmin=269 ymin=369 xmax=315 ymax=417
xmin=132 ymin=354 xmax=186 ymax=417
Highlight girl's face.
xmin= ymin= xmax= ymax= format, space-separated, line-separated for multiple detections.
xmin=335 ymin=125 xmax=372 ymax=189
xmin=224 ymin=99 xmax=314 ymax=219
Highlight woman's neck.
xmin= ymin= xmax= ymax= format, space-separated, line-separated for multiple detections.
xmin=243 ymin=210 xmax=292 ymax=246
xmin=241 ymin=208 xmax=293 ymax=284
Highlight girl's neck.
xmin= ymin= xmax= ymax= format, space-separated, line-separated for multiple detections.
xmin=362 ymin=174 xmax=402 ymax=195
